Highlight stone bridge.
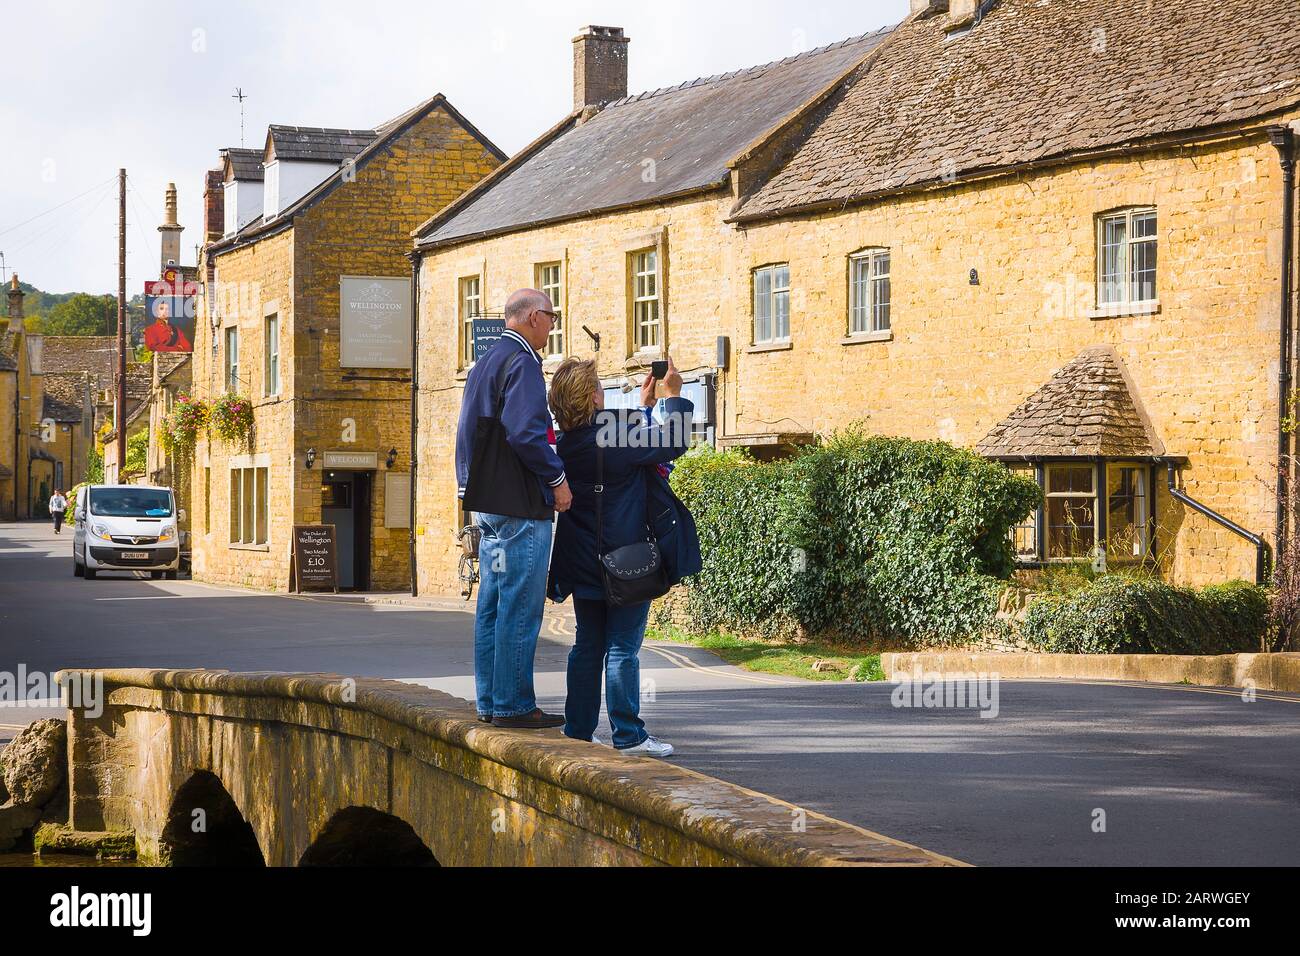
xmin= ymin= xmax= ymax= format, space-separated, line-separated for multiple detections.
xmin=56 ymin=669 xmax=959 ymax=867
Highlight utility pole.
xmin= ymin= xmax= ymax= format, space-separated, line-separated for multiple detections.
xmin=116 ymin=168 xmax=127 ymax=479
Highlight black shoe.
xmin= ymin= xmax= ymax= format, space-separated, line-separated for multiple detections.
xmin=491 ymin=708 xmax=565 ymax=729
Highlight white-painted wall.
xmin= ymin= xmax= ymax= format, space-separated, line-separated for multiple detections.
xmin=262 ymin=159 xmax=337 ymax=220
xmin=223 ymin=180 xmax=264 ymax=236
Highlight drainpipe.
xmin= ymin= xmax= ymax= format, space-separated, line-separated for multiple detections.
xmin=407 ymin=251 xmax=420 ymax=598
xmin=1166 ymin=462 xmax=1268 ymax=585
xmin=1268 ymin=125 xmax=1295 ymax=570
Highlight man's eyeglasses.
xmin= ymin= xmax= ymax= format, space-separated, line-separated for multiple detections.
xmin=536 ymin=309 xmax=560 ymax=329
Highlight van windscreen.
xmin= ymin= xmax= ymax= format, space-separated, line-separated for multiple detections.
xmin=89 ymin=488 xmax=173 ymax=517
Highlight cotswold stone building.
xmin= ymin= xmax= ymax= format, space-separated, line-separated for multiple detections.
xmin=190 ymin=94 xmax=503 ymax=591
xmin=413 ymin=0 xmax=1300 ymax=593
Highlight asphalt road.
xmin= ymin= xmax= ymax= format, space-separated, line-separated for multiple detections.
xmin=2 ymin=520 xmax=1297 ymax=866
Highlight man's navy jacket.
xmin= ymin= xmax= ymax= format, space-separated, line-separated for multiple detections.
xmin=455 ymin=329 xmax=565 ymax=508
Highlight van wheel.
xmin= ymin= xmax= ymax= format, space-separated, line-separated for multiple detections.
xmin=73 ymin=559 xmax=84 ymax=578
xmin=150 ymin=571 xmax=163 ymax=580
xmin=84 ymin=567 xmax=97 ymax=580
xmin=165 ymin=570 xmax=178 ymax=581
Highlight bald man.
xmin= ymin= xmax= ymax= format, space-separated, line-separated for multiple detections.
xmin=456 ymin=288 xmax=571 ymax=729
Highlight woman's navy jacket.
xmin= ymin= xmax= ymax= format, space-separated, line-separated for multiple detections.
xmin=547 ymin=397 xmax=701 ymax=603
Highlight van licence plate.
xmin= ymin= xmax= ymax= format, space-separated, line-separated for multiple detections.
xmin=120 ymin=551 xmax=149 ymax=560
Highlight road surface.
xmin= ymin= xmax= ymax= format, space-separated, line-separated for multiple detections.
xmin=2 ymin=520 xmax=1296 ymax=866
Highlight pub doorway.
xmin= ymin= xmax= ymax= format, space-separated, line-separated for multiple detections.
xmin=320 ymin=469 xmax=372 ymax=591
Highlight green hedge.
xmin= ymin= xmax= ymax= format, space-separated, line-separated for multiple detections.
xmin=669 ymin=430 xmax=1041 ymax=646
xmin=1020 ymin=577 xmax=1269 ymax=654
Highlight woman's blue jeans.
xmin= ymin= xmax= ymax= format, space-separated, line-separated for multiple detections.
xmin=473 ymin=512 xmax=552 ymax=718
xmin=564 ymin=598 xmax=651 ymax=749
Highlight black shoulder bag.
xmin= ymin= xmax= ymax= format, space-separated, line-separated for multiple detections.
xmin=461 ymin=356 xmax=551 ymax=521
xmin=595 ymin=442 xmax=671 ymax=607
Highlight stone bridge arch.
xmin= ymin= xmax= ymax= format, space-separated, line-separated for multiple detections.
xmin=160 ymin=770 xmax=265 ymax=866
xmin=299 ymin=806 xmax=438 ymax=866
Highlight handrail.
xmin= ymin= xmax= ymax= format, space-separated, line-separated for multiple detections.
xmin=1165 ymin=462 xmax=1269 ymax=585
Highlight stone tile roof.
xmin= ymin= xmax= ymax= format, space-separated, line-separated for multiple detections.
xmin=266 ymin=125 xmax=377 ymax=164
xmin=41 ymin=336 xmax=119 ymax=390
xmin=41 ymin=372 xmax=88 ymax=422
xmin=417 ymin=29 xmax=893 ymax=248
xmin=733 ymin=0 xmax=1300 ymax=221
xmin=0 ymin=330 xmax=17 ymax=371
xmin=976 ymin=346 xmax=1165 ymax=459
xmin=223 ymin=147 xmax=264 ymax=182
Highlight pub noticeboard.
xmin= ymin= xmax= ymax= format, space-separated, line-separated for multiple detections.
xmin=290 ymin=524 xmax=338 ymax=593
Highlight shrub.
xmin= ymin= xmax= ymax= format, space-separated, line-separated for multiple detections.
xmin=123 ymin=429 xmax=149 ymax=477
xmin=669 ymin=429 xmax=1041 ymax=646
xmin=1020 ymin=576 xmax=1269 ymax=654
xmin=209 ymin=394 xmax=254 ymax=445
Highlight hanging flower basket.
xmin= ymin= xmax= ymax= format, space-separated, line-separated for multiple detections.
xmin=210 ymin=394 xmax=255 ymax=445
xmin=161 ymin=394 xmax=209 ymax=458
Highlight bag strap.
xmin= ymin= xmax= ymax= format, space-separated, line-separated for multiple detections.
xmin=595 ymin=439 xmax=605 ymax=559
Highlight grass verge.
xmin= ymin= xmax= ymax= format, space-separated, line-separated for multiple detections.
xmin=647 ymin=625 xmax=885 ymax=682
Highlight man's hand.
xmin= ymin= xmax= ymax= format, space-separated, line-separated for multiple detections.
xmin=553 ymin=479 xmax=573 ymax=513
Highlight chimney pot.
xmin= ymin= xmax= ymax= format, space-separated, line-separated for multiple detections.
xmin=572 ymin=25 xmax=629 ymax=114
xmin=909 ymin=0 xmax=950 ymax=15
xmin=7 ymin=273 xmax=24 ymax=322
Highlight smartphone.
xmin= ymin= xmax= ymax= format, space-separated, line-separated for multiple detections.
xmin=650 ymin=360 xmax=668 ymax=380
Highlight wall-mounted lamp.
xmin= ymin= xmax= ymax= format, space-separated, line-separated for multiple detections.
xmin=969 ymin=268 xmax=980 ymax=286
xmin=305 ymin=447 xmax=317 ymax=469
xmin=386 ymin=447 xmax=398 ymax=469
xmin=581 ymin=324 xmax=601 ymax=352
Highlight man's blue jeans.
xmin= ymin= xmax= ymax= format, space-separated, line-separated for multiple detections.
xmin=473 ymin=512 xmax=552 ymax=718
xmin=564 ymin=598 xmax=651 ymax=749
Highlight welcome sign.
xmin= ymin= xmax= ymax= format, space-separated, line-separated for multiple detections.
xmin=339 ymin=275 xmax=412 ymax=368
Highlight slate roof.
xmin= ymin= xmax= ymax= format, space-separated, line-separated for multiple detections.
xmin=222 ymin=147 xmax=265 ymax=182
xmin=416 ymin=28 xmax=894 ymax=248
xmin=976 ymin=346 xmax=1165 ymax=459
xmin=734 ymin=0 xmax=1300 ymax=221
xmin=265 ymin=126 xmax=376 ymax=165
xmin=41 ymin=336 xmax=118 ymax=390
xmin=208 ymin=95 xmax=505 ymax=255
xmin=41 ymin=372 xmax=88 ymax=422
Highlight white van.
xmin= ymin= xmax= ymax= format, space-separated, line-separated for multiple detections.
xmin=72 ymin=484 xmax=182 ymax=580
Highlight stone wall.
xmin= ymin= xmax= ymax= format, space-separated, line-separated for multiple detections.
xmin=61 ymin=668 xmax=958 ymax=867
xmin=414 ymin=193 xmax=732 ymax=594
xmin=192 ymin=107 xmax=501 ymax=592
xmin=416 ymin=123 xmax=1296 ymax=592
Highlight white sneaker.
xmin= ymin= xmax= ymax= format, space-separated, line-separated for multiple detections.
xmin=619 ymin=735 xmax=674 ymax=758
xmin=590 ymin=734 xmax=609 ymax=747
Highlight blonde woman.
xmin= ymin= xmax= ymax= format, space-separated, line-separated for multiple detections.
xmin=546 ymin=356 xmax=700 ymax=756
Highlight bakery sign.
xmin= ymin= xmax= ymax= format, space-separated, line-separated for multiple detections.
xmin=339 ymin=275 xmax=412 ymax=369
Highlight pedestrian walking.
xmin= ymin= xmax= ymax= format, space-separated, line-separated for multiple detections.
xmin=456 ymin=288 xmax=573 ymax=729
xmin=48 ymin=489 xmax=68 ymax=535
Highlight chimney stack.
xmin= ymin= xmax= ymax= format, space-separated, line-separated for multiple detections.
xmin=572 ymin=26 xmax=629 ymax=114
xmin=158 ymin=182 xmax=183 ymax=275
xmin=909 ymin=0 xmax=950 ymax=15
xmin=7 ymin=274 xmax=23 ymax=321
xmin=203 ymin=166 xmax=225 ymax=244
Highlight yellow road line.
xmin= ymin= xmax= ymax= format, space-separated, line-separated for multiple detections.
xmin=643 ymin=642 xmax=804 ymax=686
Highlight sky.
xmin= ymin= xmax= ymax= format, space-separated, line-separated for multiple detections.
xmin=0 ymin=0 xmax=907 ymax=296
